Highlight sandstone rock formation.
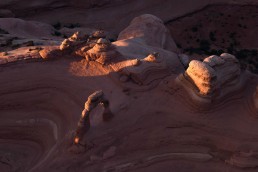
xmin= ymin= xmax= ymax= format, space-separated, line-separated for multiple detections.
xmin=39 ymin=46 xmax=62 ymax=59
xmin=24 ymin=30 xmax=91 ymax=60
xmin=1 ymin=7 xmax=258 ymax=171
xmin=111 ymin=14 xmax=183 ymax=85
xmin=74 ymin=90 xmax=112 ymax=145
xmin=186 ymin=59 xmax=217 ymax=96
xmin=60 ymin=31 xmax=89 ymax=51
xmin=58 ymin=30 xmax=119 ymax=64
xmin=85 ymin=38 xmax=117 ymax=65
xmin=57 ymin=14 xmax=183 ymax=85
xmin=118 ymin=14 xmax=178 ymax=53
xmin=178 ymin=53 xmax=245 ymax=103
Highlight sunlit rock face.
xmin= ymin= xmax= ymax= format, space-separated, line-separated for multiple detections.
xmin=39 ymin=14 xmax=183 ymax=85
xmin=111 ymin=14 xmax=183 ymax=85
xmin=86 ymin=38 xmax=118 ymax=65
xmin=186 ymin=60 xmax=216 ymax=95
xmin=60 ymin=31 xmax=90 ymax=51
xmin=178 ymin=54 xmax=190 ymax=69
xmin=182 ymin=53 xmax=243 ymax=101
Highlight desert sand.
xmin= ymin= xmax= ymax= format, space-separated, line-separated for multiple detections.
xmin=1 ymin=1 xmax=258 ymax=172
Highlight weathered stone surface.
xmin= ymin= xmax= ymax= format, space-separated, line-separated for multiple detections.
xmin=220 ymin=53 xmax=239 ymax=62
xmin=93 ymin=38 xmax=111 ymax=52
xmin=60 ymin=31 xmax=88 ymax=51
xmin=96 ymin=38 xmax=110 ymax=44
xmin=58 ymin=31 xmax=116 ymax=64
xmin=74 ymin=90 xmax=112 ymax=144
xmin=70 ymin=31 xmax=89 ymax=41
xmin=85 ymin=38 xmax=117 ymax=64
xmin=85 ymin=90 xmax=104 ymax=109
xmin=185 ymin=53 xmax=241 ymax=96
xmin=111 ymin=14 xmax=183 ymax=85
xmin=118 ymin=14 xmax=179 ymax=52
xmin=60 ymin=39 xmax=72 ymax=51
xmin=203 ymin=55 xmax=225 ymax=67
xmin=91 ymin=30 xmax=106 ymax=39
xmin=186 ymin=60 xmax=216 ymax=95
xmin=39 ymin=46 xmax=62 ymax=59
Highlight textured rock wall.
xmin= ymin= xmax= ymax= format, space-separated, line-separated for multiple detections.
xmin=1 ymin=0 xmax=257 ymax=34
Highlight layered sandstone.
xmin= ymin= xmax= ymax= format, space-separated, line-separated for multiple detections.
xmin=185 ymin=53 xmax=241 ymax=96
xmin=38 ymin=14 xmax=183 ymax=85
xmin=1 ymin=8 xmax=258 ymax=172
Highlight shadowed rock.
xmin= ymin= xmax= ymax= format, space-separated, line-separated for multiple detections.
xmin=0 ymin=9 xmax=15 ymax=18
xmin=118 ymin=14 xmax=179 ymax=53
xmin=74 ymin=90 xmax=113 ymax=145
xmin=186 ymin=53 xmax=241 ymax=96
